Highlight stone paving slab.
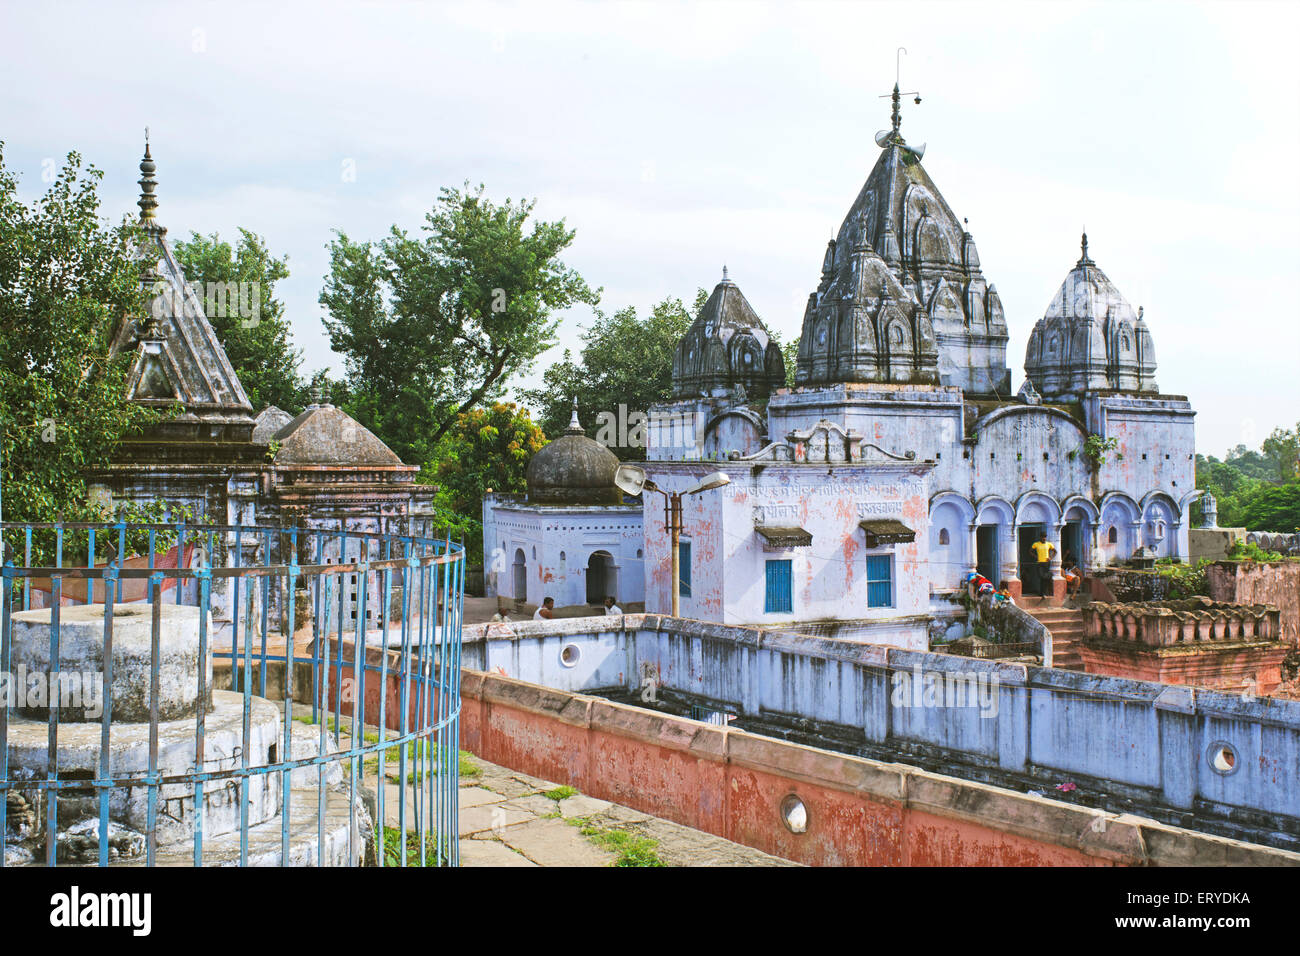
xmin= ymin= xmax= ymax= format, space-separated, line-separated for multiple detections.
xmin=458 ymin=802 xmax=534 ymax=837
xmin=497 ymin=818 xmax=618 ymax=867
xmin=458 ymin=752 xmax=799 ymax=867
xmin=501 ymin=794 xmax=561 ymax=817
xmin=459 ymin=837 xmax=538 ymax=867
xmin=558 ymin=794 xmax=613 ymax=819
xmin=459 ymin=786 xmax=509 ymax=809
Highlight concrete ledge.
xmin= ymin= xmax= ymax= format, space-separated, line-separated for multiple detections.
xmin=456 ymin=664 xmax=1300 ymax=866
xmin=902 ymin=773 xmax=1146 ymax=864
xmin=481 ymin=673 xmax=593 ymax=729
xmin=726 ymin=731 xmax=909 ymax=802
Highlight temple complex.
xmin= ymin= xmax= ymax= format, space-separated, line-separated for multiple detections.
xmin=637 ymin=83 xmax=1199 ymax=642
xmin=88 ymin=141 xmax=433 ymax=642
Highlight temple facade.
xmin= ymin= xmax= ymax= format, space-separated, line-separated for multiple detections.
xmin=89 ymin=142 xmax=434 ymax=641
xmin=482 ymin=403 xmax=645 ymax=610
xmin=639 ymin=85 xmax=1198 ymax=641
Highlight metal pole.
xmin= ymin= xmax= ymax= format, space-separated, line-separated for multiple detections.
xmin=669 ymin=492 xmax=681 ymax=618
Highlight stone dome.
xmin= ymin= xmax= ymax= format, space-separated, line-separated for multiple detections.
xmin=526 ymin=403 xmax=622 ymax=505
xmin=1024 ymin=233 xmax=1157 ymax=401
xmin=272 ymin=389 xmax=402 ymax=466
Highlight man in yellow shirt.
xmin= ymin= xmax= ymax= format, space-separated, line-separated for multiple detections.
xmin=1030 ymin=533 xmax=1056 ymax=598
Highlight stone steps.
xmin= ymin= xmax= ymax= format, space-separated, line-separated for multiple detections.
xmin=1028 ymin=608 xmax=1086 ymax=671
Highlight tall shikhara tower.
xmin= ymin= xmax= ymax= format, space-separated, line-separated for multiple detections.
xmin=796 ymin=83 xmax=1011 ymax=398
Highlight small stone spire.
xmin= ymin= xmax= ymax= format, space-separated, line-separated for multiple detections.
xmin=1078 ymin=229 xmax=1093 ymax=266
xmin=137 ymin=130 xmax=164 ymax=233
xmin=565 ymin=396 xmax=583 ymax=435
xmin=721 ymin=264 xmax=730 ymax=283
xmin=891 ymin=82 xmax=902 ymax=135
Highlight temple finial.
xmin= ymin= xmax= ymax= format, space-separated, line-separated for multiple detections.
xmin=137 ymin=133 xmax=162 ymax=232
xmin=565 ymin=396 xmax=583 ymax=435
xmin=1078 ymin=228 xmax=1093 ymax=266
xmin=721 ymin=264 xmax=730 ymax=283
xmin=891 ymin=82 xmax=901 ymax=134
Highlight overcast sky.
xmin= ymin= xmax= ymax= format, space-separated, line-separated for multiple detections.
xmin=3 ymin=0 xmax=1297 ymax=457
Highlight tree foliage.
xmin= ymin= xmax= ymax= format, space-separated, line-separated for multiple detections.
xmin=172 ymin=229 xmax=306 ymax=413
xmin=320 ymin=183 xmax=599 ymax=465
xmin=0 ymin=145 xmax=163 ymax=558
xmin=1196 ymin=422 xmax=1300 ymax=532
xmin=421 ymin=402 xmax=547 ymax=567
xmin=519 ymin=290 xmax=705 ymax=458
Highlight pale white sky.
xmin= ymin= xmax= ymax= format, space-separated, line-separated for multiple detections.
xmin=3 ymin=0 xmax=1297 ymax=456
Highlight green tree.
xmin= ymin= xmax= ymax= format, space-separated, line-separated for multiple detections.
xmin=1235 ymin=483 xmax=1300 ymax=534
xmin=778 ymin=332 xmax=799 ymax=388
xmin=172 ymin=229 xmax=306 ymax=412
xmin=320 ymin=184 xmax=599 ymax=465
xmin=1262 ymin=423 xmax=1300 ymax=482
xmin=0 ymin=146 xmax=163 ymax=559
xmin=422 ymin=402 xmax=547 ymax=566
xmin=520 ymin=290 xmax=706 ymax=458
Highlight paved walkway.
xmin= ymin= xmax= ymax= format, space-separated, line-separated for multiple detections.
xmin=452 ymin=755 xmax=798 ymax=867
xmin=292 ymin=702 xmax=795 ymax=867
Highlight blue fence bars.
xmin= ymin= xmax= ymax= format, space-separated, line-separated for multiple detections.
xmin=0 ymin=519 xmax=465 ymax=867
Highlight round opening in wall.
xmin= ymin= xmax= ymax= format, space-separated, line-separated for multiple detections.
xmin=1207 ymin=741 xmax=1238 ymax=775
xmin=780 ymin=794 xmax=808 ymax=834
xmin=560 ymin=643 xmax=582 ymax=668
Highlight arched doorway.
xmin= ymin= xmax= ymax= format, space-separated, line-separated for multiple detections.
xmin=512 ymin=548 xmax=527 ymax=602
xmin=586 ymin=550 xmax=612 ymax=605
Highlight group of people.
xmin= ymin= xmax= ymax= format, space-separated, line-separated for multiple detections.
xmin=965 ymin=532 xmax=1083 ymax=606
xmin=491 ymin=595 xmax=623 ymax=623
xmin=531 ymin=595 xmax=622 ymax=620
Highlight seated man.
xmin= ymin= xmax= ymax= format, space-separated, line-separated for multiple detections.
xmin=1061 ymin=553 xmax=1082 ymax=599
xmin=533 ymin=596 xmax=555 ymax=620
xmin=603 ymin=595 xmax=623 ymax=616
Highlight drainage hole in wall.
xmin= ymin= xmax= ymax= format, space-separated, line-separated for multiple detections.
xmin=1207 ymin=741 xmax=1238 ymax=775
xmin=780 ymin=794 xmax=808 ymax=834
xmin=560 ymin=643 xmax=581 ymax=668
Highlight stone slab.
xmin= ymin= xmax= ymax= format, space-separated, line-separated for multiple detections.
xmin=458 ymin=803 xmax=533 ymax=837
xmin=558 ymin=795 xmax=613 ymax=819
xmin=458 ymin=837 xmax=538 ymax=867
xmin=459 ymin=786 xmax=509 ymax=809
xmin=496 ymin=818 xmax=617 ymax=867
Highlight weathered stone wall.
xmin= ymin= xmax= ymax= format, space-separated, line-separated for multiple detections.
xmin=450 ymin=615 xmax=1300 ymax=850
xmin=1092 ymin=568 xmax=1180 ymax=603
xmin=456 ymin=669 xmax=1296 ymax=867
xmin=969 ymin=594 xmax=1049 ymax=650
xmin=1207 ymin=561 xmax=1300 ymax=648
xmin=1190 ymin=528 xmax=1246 ymax=562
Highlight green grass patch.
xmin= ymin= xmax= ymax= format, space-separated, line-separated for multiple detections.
xmin=377 ymin=825 xmax=443 ymax=867
xmin=567 ymin=816 xmax=666 ymax=867
xmin=543 ymin=785 xmax=577 ymax=801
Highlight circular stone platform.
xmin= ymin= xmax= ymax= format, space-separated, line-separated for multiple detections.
xmin=9 ymin=604 xmax=213 ymax=722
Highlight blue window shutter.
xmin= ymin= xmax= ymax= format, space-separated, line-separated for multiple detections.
xmin=765 ymin=559 xmax=792 ymax=613
xmin=866 ymin=555 xmax=893 ymax=608
xmin=679 ymin=541 xmax=692 ymax=597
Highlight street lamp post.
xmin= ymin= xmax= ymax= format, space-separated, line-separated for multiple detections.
xmin=614 ymin=465 xmax=730 ymax=618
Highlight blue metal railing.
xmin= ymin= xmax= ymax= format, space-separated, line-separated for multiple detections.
xmin=0 ymin=520 xmax=465 ymax=867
